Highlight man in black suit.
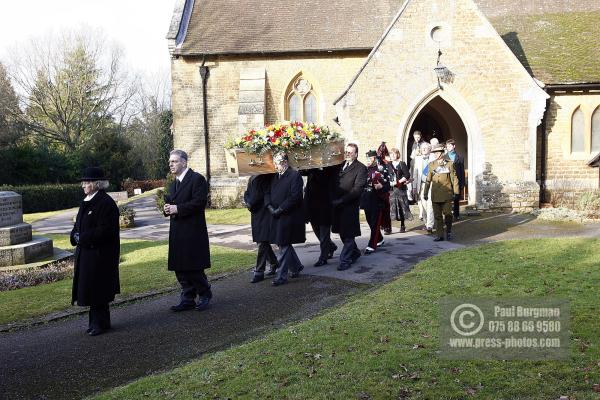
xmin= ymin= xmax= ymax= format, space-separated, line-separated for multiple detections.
xmin=266 ymin=153 xmax=306 ymax=286
xmin=244 ymin=174 xmax=278 ymax=283
xmin=303 ymin=166 xmax=337 ymax=267
xmin=331 ymin=143 xmax=368 ymax=271
xmin=164 ymin=149 xmax=212 ymax=311
xmin=445 ymin=139 xmax=466 ymax=220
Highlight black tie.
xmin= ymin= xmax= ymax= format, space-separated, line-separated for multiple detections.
xmin=175 ymin=179 xmax=180 ymax=192
xmin=344 ymin=162 xmax=349 ymax=171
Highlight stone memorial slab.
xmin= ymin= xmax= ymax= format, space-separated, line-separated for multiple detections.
xmin=0 ymin=236 xmax=53 ymax=267
xmin=0 ymin=192 xmax=23 ymax=228
xmin=108 ymin=191 xmax=128 ymax=202
xmin=0 ymin=223 xmax=32 ymax=246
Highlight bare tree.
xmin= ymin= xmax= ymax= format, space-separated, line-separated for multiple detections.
xmin=8 ymin=28 xmax=139 ymax=150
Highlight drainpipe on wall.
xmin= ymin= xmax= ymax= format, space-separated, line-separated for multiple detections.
xmin=539 ymin=93 xmax=550 ymax=204
xmin=199 ymin=58 xmax=211 ymax=204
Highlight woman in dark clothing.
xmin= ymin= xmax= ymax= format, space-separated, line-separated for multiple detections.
xmin=389 ymin=147 xmax=413 ymax=232
xmin=70 ymin=167 xmax=120 ymax=336
xmin=360 ymin=151 xmax=391 ymax=254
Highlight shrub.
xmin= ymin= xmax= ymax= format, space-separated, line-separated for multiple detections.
xmin=0 ymin=259 xmax=74 ymax=291
xmin=1 ymin=184 xmax=82 ymax=213
xmin=155 ymin=174 xmax=175 ymax=212
xmin=121 ymin=179 xmax=166 ymax=197
xmin=575 ymin=190 xmax=600 ymax=219
xmin=118 ymin=205 xmax=136 ymax=228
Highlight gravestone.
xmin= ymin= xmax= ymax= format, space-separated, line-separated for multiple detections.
xmin=0 ymin=192 xmax=53 ymax=267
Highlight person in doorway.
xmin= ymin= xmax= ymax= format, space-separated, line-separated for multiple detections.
xmin=164 ymin=149 xmax=212 ymax=312
xmin=266 ymin=153 xmax=306 ymax=286
xmin=361 ymin=151 xmax=392 ymax=254
xmin=423 ymin=144 xmax=460 ymax=241
xmin=70 ymin=167 xmax=120 ymax=336
xmin=389 ymin=147 xmax=413 ymax=232
xmin=408 ymin=130 xmax=424 ymax=202
xmin=415 ymin=142 xmax=434 ymax=232
xmin=331 ymin=143 xmax=367 ymax=270
xmin=445 ymin=139 xmax=465 ymax=220
xmin=303 ymin=166 xmax=337 ymax=267
xmin=244 ymin=174 xmax=279 ymax=283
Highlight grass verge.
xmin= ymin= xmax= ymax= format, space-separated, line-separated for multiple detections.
xmin=96 ymin=238 xmax=599 ymax=399
xmin=0 ymin=234 xmax=255 ymax=325
xmin=205 ymin=208 xmax=250 ymax=225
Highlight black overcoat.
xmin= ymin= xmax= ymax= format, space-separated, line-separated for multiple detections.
xmin=331 ymin=160 xmax=367 ymax=238
xmin=303 ymin=166 xmax=336 ymax=225
xmin=453 ymin=153 xmax=466 ymax=189
xmin=165 ymin=169 xmax=211 ymax=271
xmin=244 ymin=174 xmax=273 ymax=242
xmin=70 ymin=190 xmax=120 ymax=306
xmin=265 ymin=168 xmax=306 ymax=245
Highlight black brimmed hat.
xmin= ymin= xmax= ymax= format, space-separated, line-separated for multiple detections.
xmin=366 ymin=150 xmax=377 ymax=157
xmin=80 ymin=167 xmax=107 ymax=181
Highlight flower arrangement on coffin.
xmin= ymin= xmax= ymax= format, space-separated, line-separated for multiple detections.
xmin=225 ymin=121 xmax=340 ymax=155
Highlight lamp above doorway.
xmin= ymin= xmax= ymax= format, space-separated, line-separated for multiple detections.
xmin=430 ymin=26 xmax=455 ymax=89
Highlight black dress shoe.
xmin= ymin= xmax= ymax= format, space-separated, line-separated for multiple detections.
xmin=88 ymin=328 xmax=105 ymax=336
xmin=384 ymin=228 xmax=392 ymax=235
xmin=337 ymin=263 xmax=352 ymax=271
xmin=314 ymin=259 xmax=327 ymax=267
xmin=271 ymin=279 xmax=287 ymax=286
xmin=170 ymin=302 xmax=196 ymax=312
xmin=251 ymin=274 xmax=264 ymax=283
xmin=400 ymin=226 xmax=406 ymax=233
xmin=327 ymin=245 xmax=338 ymax=259
xmin=195 ymin=297 xmax=211 ymax=311
xmin=265 ymin=267 xmax=278 ymax=276
xmin=351 ymin=251 xmax=361 ymax=264
xmin=433 ymin=237 xmax=444 ymax=242
xmin=290 ymin=265 xmax=304 ymax=278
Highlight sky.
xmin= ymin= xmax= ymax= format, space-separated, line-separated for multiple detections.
xmin=0 ymin=0 xmax=177 ymax=80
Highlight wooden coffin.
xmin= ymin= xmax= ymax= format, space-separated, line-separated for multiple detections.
xmin=225 ymin=139 xmax=345 ymax=176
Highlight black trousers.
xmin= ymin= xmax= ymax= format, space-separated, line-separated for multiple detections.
xmin=311 ymin=222 xmax=336 ymax=262
xmin=89 ymin=304 xmax=110 ymax=330
xmin=175 ymin=270 xmax=212 ymax=304
xmin=339 ymin=236 xmax=360 ymax=268
xmin=254 ymin=241 xmax=278 ymax=275
xmin=453 ymin=196 xmax=461 ymax=218
xmin=365 ymin=207 xmax=384 ymax=248
xmin=275 ymin=245 xmax=303 ymax=281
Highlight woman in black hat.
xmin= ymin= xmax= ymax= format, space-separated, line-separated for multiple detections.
xmin=70 ymin=167 xmax=120 ymax=336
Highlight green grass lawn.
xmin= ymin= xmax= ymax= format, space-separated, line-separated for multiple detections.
xmin=95 ymin=238 xmax=600 ymax=400
xmin=205 ymin=208 xmax=250 ymax=225
xmin=0 ymin=234 xmax=255 ymax=325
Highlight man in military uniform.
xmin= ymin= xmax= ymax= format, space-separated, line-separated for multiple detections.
xmin=423 ymin=144 xmax=460 ymax=241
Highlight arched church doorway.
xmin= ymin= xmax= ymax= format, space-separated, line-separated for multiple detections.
xmin=406 ymin=96 xmax=469 ymax=203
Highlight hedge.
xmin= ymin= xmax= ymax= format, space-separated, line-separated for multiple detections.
xmin=0 ymin=184 xmax=83 ymax=213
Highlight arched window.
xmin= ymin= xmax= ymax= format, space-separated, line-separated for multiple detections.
xmin=285 ymin=75 xmax=319 ymax=123
xmin=592 ymin=106 xmax=600 ymax=153
xmin=571 ymin=107 xmax=585 ymax=153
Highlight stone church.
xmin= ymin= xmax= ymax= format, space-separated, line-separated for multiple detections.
xmin=166 ymin=0 xmax=600 ymax=211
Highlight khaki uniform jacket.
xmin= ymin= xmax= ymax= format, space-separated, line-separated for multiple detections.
xmin=424 ymin=159 xmax=460 ymax=202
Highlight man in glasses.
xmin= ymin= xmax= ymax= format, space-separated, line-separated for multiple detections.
xmin=331 ymin=143 xmax=368 ymax=270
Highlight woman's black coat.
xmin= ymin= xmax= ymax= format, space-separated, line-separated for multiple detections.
xmin=265 ymin=167 xmax=306 ymax=246
xmin=165 ymin=169 xmax=211 ymax=271
xmin=331 ymin=161 xmax=367 ymax=238
xmin=244 ymin=174 xmax=273 ymax=242
xmin=70 ymin=190 xmax=120 ymax=306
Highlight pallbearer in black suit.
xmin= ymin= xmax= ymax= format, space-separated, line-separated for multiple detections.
xmin=266 ymin=153 xmax=306 ymax=286
xmin=244 ymin=174 xmax=279 ymax=283
xmin=71 ymin=167 xmax=120 ymax=336
xmin=164 ymin=149 xmax=212 ymax=311
xmin=303 ymin=166 xmax=337 ymax=267
xmin=331 ymin=143 xmax=367 ymax=271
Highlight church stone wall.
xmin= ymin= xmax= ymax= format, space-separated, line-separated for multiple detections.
xmin=170 ymin=53 xmax=366 ymax=204
xmin=544 ymin=92 xmax=600 ymax=206
xmin=335 ymin=0 xmax=548 ymax=211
